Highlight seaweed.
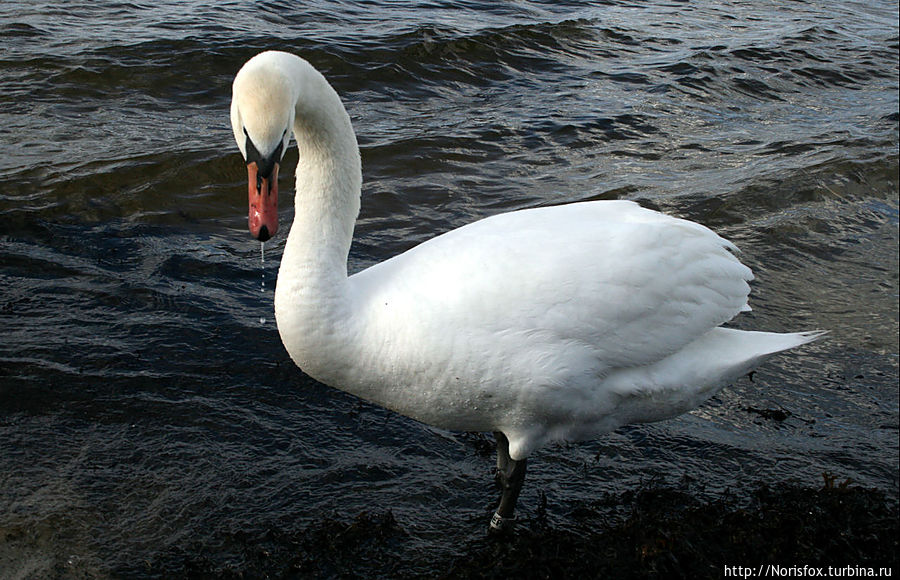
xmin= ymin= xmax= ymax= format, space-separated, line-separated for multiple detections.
xmin=137 ymin=475 xmax=898 ymax=579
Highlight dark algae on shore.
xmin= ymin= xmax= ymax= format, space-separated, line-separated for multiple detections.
xmin=134 ymin=475 xmax=897 ymax=578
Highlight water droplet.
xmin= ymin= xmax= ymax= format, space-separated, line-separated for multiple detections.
xmin=259 ymin=242 xmax=268 ymax=324
xmin=260 ymin=241 xmax=266 ymax=292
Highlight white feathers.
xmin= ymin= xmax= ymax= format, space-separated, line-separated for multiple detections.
xmin=232 ymin=52 xmax=824 ymax=462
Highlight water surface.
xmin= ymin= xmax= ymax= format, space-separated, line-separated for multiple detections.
xmin=1 ymin=1 xmax=897 ymax=576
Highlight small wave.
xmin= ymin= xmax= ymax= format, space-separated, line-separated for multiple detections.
xmin=0 ymin=21 xmax=45 ymax=38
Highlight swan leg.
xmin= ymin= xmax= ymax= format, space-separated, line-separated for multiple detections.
xmin=490 ymin=431 xmax=528 ymax=534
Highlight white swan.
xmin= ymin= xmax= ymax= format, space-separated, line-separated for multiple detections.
xmin=230 ymin=51 xmax=825 ymax=532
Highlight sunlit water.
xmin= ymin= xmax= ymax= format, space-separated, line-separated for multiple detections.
xmin=1 ymin=0 xmax=897 ymax=576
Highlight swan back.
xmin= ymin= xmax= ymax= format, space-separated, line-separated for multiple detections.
xmin=349 ymin=201 xmax=751 ymax=375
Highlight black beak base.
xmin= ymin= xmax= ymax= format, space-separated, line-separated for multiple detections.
xmin=245 ymin=134 xmax=283 ymax=181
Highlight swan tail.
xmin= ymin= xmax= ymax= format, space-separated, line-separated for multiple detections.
xmin=672 ymin=327 xmax=827 ymax=380
xmin=734 ymin=328 xmax=829 ymax=355
xmin=502 ymin=328 xmax=827 ymax=459
xmin=607 ymin=327 xmax=827 ymax=425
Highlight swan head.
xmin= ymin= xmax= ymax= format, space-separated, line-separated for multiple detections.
xmin=231 ymin=53 xmax=296 ymax=242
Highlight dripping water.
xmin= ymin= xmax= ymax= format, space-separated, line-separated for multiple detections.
xmin=259 ymin=241 xmax=267 ymax=325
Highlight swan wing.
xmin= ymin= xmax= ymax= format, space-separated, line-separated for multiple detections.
xmin=350 ymin=200 xmax=752 ymax=374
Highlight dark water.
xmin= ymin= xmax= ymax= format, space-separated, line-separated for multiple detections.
xmin=1 ymin=1 xmax=898 ymax=577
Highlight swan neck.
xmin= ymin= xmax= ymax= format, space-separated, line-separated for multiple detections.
xmin=290 ymin=62 xmax=360 ymax=269
xmin=274 ymin=60 xmax=362 ymax=374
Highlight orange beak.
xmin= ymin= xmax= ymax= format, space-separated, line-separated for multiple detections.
xmin=247 ymin=161 xmax=279 ymax=241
